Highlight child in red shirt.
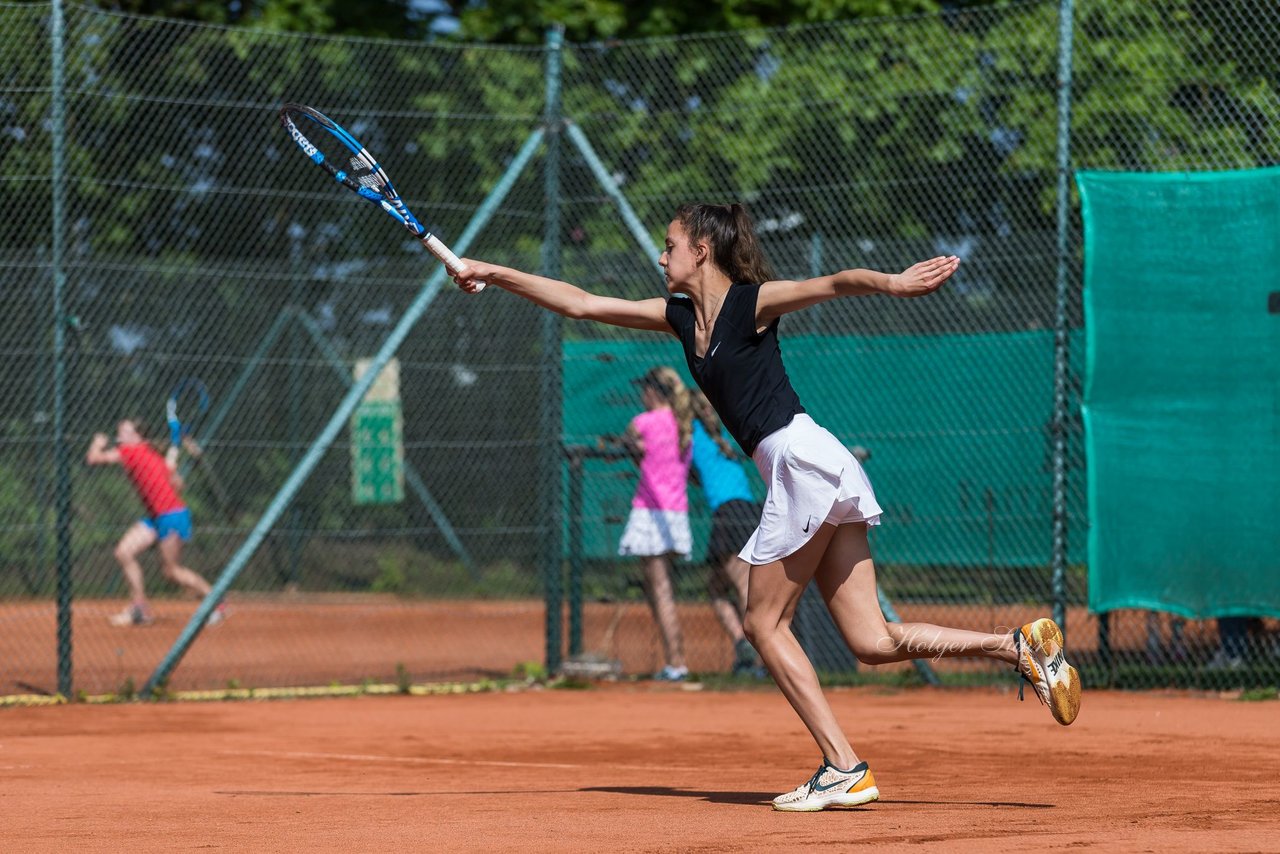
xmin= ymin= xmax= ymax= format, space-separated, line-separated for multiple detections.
xmin=86 ymin=418 xmax=224 ymax=627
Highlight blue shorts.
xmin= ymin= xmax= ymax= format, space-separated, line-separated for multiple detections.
xmin=142 ymin=508 xmax=193 ymax=543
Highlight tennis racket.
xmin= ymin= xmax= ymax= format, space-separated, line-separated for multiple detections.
xmin=278 ymin=102 xmax=484 ymax=291
xmin=166 ymin=377 xmax=210 ymax=449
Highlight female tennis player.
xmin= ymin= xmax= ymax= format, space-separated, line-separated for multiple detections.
xmin=619 ymin=366 xmax=695 ymax=681
xmin=451 ymin=202 xmax=1081 ymax=811
xmin=86 ymin=418 xmax=225 ymax=628
xmin=689 ymin=388 xmax=764 ymax=678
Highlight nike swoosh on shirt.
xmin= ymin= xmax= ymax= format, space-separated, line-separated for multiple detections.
xmin=709 ymin=341 xmax=721 ymax=358
xmin=802 ymin=516 xmax=812 ymax=534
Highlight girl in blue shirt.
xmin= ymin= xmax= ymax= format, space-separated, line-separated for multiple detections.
xmin=689 ymin=389 xmax=764 ymax=677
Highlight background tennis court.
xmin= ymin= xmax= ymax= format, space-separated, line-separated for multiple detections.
xmin=2 ymin=0 xmax=1278 ymax=700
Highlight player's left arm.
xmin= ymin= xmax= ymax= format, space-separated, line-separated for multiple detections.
xmin=755 ymin=256 xmax=959 ymax=327
xmin=164 ymin=445 xmax=186 ymax=492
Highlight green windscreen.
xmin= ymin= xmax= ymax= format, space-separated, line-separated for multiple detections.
xmin=1079 ymin=167 xmax=1280 ymax=619
xmin=564 ymin=331 xmax=1086 ymax=567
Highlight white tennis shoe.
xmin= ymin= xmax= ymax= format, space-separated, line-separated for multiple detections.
xmin=772 ymin=759 xmax=879 ymax=812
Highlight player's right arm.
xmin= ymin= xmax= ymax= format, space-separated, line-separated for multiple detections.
xmin=85 ymin=433 xmax=121 ymax=466
xmin=453 ymin=260 xmax=672 ymax=335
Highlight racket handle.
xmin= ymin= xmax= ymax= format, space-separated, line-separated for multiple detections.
xmin=423 ymin=234 xmax=486 ymax=293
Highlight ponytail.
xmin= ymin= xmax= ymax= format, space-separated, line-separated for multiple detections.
xmin=674 ymin=202 xmax=776 ymax=284
xmin=689 ymin=388 xmax=736 ymax=458
xmin=649 ymin=366 xmax=694 ymax=453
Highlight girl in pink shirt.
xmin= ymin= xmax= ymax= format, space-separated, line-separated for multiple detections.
xmin=618 ymin=366 xmax=693 ymax=681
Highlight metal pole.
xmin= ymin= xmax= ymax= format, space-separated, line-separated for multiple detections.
xmin=50 ymin=0 xmax=73 ymax=699
xmin=876 ymin=586 xmax=940 ymax=686
xmin=567 ymin=447 xmax=584 ymax=657
xmin=541 ymin=25 xmax=566 ymax=674
xmin=564 ymin=123 xmax=663 ymax=273
xmin=1097 ymin=610 xmax=1112 ymax=686
xmin=142 ymin=128 xmax=546 ymax=697
xmin=286 ymin=229 xmax=305 ymax=586
xmin=1050 ymin=0 xmax=1076 ymax=639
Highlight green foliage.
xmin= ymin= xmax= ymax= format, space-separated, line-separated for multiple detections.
xmin=512 ymin=659 xmax=547 ymax=680
xmin=1239 ymin=687 xmax=1279 ymax=702
xmin=458 ymin=0 xmax=950 ymax=44
xmin=370 ymin=553 xmax=409 ymax=593
xmin=550 ymin=674 xmax=592 ymax=689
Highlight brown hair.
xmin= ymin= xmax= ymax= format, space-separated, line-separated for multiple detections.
xmin=638 ymin=366 xmax=694 ymax=453
xmin=673 ymin=202 xmax=776 ymax=284
xmin=122 ymin=417 xmax=153 ymax=441
xmin=689 ymin=388 xmax=736 ymax=458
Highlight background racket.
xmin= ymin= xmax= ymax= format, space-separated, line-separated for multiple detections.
xmin=278 ymin=102 xmax=484 ymax=291
xmin=166 ymin=377 xmax=210 ymax=449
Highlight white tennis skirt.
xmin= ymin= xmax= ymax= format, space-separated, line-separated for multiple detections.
xmin=618 ymin=508 xmax=692 ymax=559
xmin=739 ymin=413 xmax=882 ymax=565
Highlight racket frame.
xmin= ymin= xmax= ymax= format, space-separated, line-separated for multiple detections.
xmin=279 ymin=103 xmax=483 ymax=290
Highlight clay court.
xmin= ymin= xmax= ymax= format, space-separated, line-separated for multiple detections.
xmin=1 ymin=597 xmax=1205 ymax=697
xmin=3 ymin=685 xmax=1277 ymax=852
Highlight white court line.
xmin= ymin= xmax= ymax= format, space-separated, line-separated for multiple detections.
xmin=235 ymin=749 xmax=698 ymax=773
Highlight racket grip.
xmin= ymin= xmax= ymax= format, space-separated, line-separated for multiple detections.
xmin=423 ymin=234 xmax=486 ymax=293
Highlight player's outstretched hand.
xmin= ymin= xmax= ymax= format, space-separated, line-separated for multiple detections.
xmin=885 ymin=255 xmax=960 ymax=298
xmin=453 ymin=258 xmax=495 ymax=294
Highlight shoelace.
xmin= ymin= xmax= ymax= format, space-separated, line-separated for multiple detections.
xmin=1013 ymin=627 xmax=1054 ymax=706
xmin=802 ymin=762 xmax=837 ymax=796
xmin=1013 ymin=629 xmax=1046 ymax=706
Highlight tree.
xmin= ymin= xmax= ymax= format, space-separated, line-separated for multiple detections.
xmin=455 ymin=0 xmax=949 ymax=44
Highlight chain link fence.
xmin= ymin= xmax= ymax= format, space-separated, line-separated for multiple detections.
xmin=2 ymin=0 xmax=1276 ymax=699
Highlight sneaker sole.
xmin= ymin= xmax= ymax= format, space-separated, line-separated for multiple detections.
xmin=773 ymin=786 xmax=880 ymax=812
xmin=1025 ymin=618 xmax=1081 ymax=726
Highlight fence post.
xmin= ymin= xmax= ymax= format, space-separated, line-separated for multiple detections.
xmin=50 ymin=0 xmax=74 ymax=699
xmin=286 ymin=229 xmax=305 ymax=587
xmin=1050 ymin=0 xmax=1076 ymax=639
xmin=541 ymin=24 xmax=566 ymax=675
xmin=566 ymin=447 xmax=584 ymax=658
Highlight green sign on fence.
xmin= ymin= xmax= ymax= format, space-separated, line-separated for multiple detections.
xmin=351 ymin=359 xmax=404 ymax=505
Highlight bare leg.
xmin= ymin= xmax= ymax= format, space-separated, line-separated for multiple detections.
xmin=815 ymin=524 xmax=1018 ymax=667
xmin=742 ymin=524 xmax=861 ymax=768
xmin=640 ymin=555 xmax=686 ymax=670
xmin=157 ymin=534 xmax=213 ymax=598
xmin=707 ymin=556 xmax=747 ymax=644
xmin=113 ymin=523 xmax=157 ymax=607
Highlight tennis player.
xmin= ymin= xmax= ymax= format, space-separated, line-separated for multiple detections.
xmin=619 ymin=366 xmax=695 ymax=682
xmin=451 ymin=202 xmax=1081 ymax=811
xmin=689 ymin=388 xmax=764 ymax=678
xmin=86 ymin=418 xmax=225 ymax=628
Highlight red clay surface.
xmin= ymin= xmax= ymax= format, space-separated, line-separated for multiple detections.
xmin=2 ymin=597 xmax=1202 ymax=697
xmin=3 ymin=686 xmax=1278 ymax=852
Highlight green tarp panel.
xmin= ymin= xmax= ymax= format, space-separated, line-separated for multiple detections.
xmin=563 ymin=330 xmax=1085 ymax=567
xmin=1079 ymin=167 xmax=1280 ymax=619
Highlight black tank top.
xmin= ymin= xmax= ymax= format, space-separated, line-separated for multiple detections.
xmin=666 ymin=283 xmax=804 ymax=456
